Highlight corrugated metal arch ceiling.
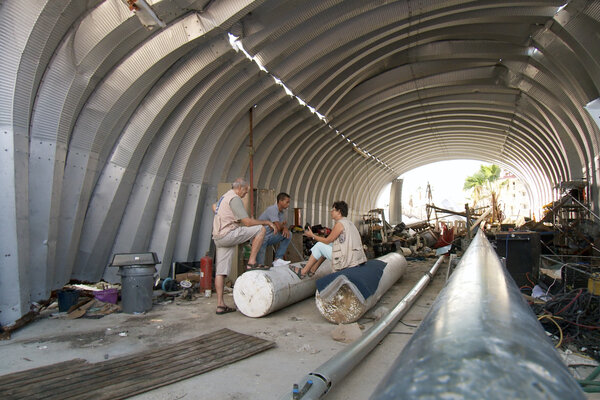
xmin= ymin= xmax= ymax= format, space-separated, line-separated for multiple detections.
xmin=1 ymin=0 xmax=599 ymax=325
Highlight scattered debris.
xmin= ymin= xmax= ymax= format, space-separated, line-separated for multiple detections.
xmin=66 ymin=299 xmax=94 ymax=319
xmin=531 ymin=288 xmax=600 ymax=360
xmin=54 ymin=298 xmax=122 ymax=319
xmin=331 ymin=323 xmax=362 ymax=343
xmin=180 ymin=288 xmax=194 ymax=301
xmin=1 ymin=311 xmax=38 ymax=340
xmin=364 ymin=306 xmax=389 ymax=321
xmin=296 ymin=344 xmax=320 ymax=354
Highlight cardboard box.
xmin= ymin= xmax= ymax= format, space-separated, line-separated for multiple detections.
xmin=176 ymin=272 xmax=201 ymax=282
xmin=284 ymin=233 xmax=304 ymax=263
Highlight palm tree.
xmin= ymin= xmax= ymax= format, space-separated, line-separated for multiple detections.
xmin=463 ymin=164 xmax=508 ymax=222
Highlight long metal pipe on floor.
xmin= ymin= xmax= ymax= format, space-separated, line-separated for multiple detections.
xmin=280 ymin=255 xmax=445 ymax=399
xmin=371 ymin=230 xmax=586 ymax=400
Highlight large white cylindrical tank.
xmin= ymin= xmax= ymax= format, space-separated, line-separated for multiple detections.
xmin=233 ymin=261 xmax=333 ymax=317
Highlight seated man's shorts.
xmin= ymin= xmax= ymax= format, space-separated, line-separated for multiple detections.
xmin=214 ymin=225 xmax=263 ymax=276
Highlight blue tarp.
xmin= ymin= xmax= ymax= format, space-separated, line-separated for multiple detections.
xmin=316 ymin=259 xmax=387 ymax=300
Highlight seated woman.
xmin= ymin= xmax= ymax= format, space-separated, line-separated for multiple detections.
xmin=289 ymin=200 xmax=366 ymax=279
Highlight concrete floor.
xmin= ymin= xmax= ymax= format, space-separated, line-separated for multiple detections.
xmin=0 ymin=258 xmax=595 ymax=399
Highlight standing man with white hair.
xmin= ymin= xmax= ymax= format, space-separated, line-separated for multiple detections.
xmin=212 ymin=178 xmax=277 ymax=315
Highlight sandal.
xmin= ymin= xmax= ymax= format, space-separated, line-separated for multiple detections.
xmin=289 ymin=265 xmax=307 ymax=279
xmin=307 ymin=271 xmax=315 ymax=278
xmin=216 ymin=305 xmax=236 ymax=315
xmin=246 ymin=263 xmax=269 ymax=271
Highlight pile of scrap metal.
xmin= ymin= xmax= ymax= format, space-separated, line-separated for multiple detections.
xmin=426 ymin=203 xmax=492 ymax=233
xmin=357 ymin=203 xmax=497 ymax=258
xmin=360 ymin=209 xmax=394 ymax=257
xmin=382 ymin=201 xmax=496 ymax=258
xmin=521 ymin=181 xmax=599 ymax=257
xmin=387 ymin=220 xmax=461 ymax=258
xmin=489 ymin=181 xmax=600 ymax=307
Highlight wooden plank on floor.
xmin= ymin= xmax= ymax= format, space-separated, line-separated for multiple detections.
xmin=0 ymin=359 xmax=88 ymax=387
xmin=2 ymin=328 xmax=241 ymax=393
xmin=0 ymin=329 xmax=275 ymax=400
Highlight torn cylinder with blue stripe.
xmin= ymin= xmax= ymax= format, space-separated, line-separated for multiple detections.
xmin=315 ymin=252 xmax=407 ymax=323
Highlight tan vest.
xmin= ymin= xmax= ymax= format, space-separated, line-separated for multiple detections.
xmin=331 ymin=217 xmax=367 ymax=271
xmin=212 ymin=189 xmax=240 ymax=239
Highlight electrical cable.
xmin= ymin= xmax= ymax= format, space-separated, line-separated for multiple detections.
xmin=526 ymin=272 xmax=536 ymax=287
xmin=562 ymin=319 xmax=600 ymax=330
xmin=545 ymin=272 xmax=561 ymax=297
xmin=578 ymin=365 xmax=600 ymax=393
xmin=398 ymin=320 xmax=418 ymax=328
xmin=538 ymin=314 xmax=564 ymax=348
xmin=556 ymin=288 xmax=583 ymax=315
xmin=531 ymin=288 xmax=600 ymax=360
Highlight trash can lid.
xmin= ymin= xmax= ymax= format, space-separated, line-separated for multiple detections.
xmin=109 ymin=252 xmax=160 ymax=267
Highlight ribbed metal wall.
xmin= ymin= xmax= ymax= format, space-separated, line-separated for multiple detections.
xmin=1 ymin=0 xmax=599 ymax=326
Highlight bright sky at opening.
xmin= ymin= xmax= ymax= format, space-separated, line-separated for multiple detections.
xmin=377 ymin=159 xmax=487 ymax=222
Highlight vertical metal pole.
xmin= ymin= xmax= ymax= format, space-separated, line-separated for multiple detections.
xmin=389 ymin=178 xmax=403 ymax=225
xmin=465 ymin=203 xmax=471 ymax=239
xmin=249 ymin=107 xmax=254 ymax=217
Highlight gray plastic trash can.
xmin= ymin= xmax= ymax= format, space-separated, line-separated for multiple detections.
xmin=109 ymin=252 xmax=160 ymax=314
xmin=118 ymin=265 xmax=155 ymax=313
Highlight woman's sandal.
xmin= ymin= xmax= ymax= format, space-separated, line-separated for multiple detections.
xmin=246 ymin=263 xmax=269 ymax=271
xmin=216 ymin=305 xmax=236 ymax=315
xmin=307 ymin=271 xmax=315 ymax=278
xmin=289 ymin=265 xmax=307 ymax=279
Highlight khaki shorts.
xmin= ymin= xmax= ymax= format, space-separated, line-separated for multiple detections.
xmin=214 ymin=225 xmax=263 ymax=276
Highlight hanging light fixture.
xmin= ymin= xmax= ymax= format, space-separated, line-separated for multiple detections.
xmin=122 ymin=0 xmax=166 ymax=30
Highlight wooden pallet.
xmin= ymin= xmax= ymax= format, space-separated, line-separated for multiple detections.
xmin=0 ymin=328 xmax=275 ymax=399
